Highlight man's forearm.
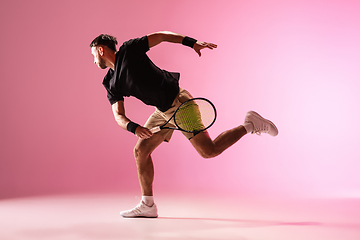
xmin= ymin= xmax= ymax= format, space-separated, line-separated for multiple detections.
xmin=148 ymin=31 xmax=215 ymax=57
xmin=147 ymin=31 xmax=187 ymax=48
xmin=114 ymin=114 xmax=131 ymax=130
xmin=114 ymin=113 xmax=152 ymax=138
xmin=159 ymin=31 xmax=185 ymax=44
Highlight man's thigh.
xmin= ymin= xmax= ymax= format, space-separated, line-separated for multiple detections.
xmin=144 ymin=110 xmax=175 ymax=142
xmin=188 ymin=130 xmax=215 ymax=156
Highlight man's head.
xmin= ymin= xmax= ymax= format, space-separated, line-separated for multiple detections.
xmin=90 ymin=34 xmax=118 ymax=69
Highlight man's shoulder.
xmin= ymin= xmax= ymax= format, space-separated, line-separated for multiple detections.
xmin=123 ymin=35 xmax=148 ymax=45
xmin=120 ymin=35 xmax=149 ymax=52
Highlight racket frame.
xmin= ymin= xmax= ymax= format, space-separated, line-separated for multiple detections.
xmin=150 ymin=97 xmax=217 ymax=134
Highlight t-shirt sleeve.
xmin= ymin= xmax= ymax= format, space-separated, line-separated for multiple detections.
xmin=103 ymin=70 xmax=125 ymax=105
xmin=106 ymin=89 xmax=124 ymax=105
xmin=124 ymin=36 xmax=149 ymax=54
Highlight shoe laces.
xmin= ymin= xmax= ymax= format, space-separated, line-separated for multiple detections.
xmin=253 ymin=122 xmax=269 ymax=135
xmin=126 ymin=201 xmax=146 ymax=216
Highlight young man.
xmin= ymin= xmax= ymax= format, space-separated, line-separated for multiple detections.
xmin=90 ymin=31 xmax=278 ymax=218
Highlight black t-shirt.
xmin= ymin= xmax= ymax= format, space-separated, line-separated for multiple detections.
xmin=102 ymin=36 xmax=180 ymax=112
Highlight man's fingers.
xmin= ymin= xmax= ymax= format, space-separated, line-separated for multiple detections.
xmin=205 ymin=42 xmax=217 ymax=49
xmin=136 ymin=127 xmax=153 ymax=139
xmin=209 ymin=43 xmax=217 ymax=49
xmin=199 ymin=42 xmax=217 ymax=49
xmin=194 ymin=41 xmax=217 ymax=57
xmin=138 ymin=133 xmax=152 ymax=139
xmin=142 ymin=130 xmax=153 ymax=138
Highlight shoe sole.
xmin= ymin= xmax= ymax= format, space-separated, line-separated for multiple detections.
xmin=248 ymin=111 xmax=278 ymax=136
xmin=121 ymin=215 xmax=158 ymax=218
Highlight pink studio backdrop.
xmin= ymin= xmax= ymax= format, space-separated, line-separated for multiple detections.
xmin=1 ymin=0 xmax=360 ymax=199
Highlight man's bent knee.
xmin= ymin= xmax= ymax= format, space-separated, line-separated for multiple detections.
xmin=133 ymin=136 xmax=164 ymax=160
xmin=197 ymin=147 xmax=219 ymax=159
xmin=133 ymin=145 xmax=151 ymax=160
xmin=190 ymin=132 xmax=219 ymax=159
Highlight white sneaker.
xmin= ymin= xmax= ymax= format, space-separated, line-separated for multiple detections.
xmin=120 ymin=201 xmax=158 ymax=218
xmin=245 ymin=111 xmax=278 ymax=136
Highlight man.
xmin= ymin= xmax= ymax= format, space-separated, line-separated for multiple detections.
xmin=90 ymin=31 xmax=278 ymax=218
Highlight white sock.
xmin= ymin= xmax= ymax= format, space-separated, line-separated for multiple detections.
xmin=243 ymin=122 xmax=254 ymax=133
xmin=142 ymin=196 xmax=154 ymax=207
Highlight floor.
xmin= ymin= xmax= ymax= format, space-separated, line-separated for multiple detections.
xmin=1 ymin=192 xmax=360 ymax=240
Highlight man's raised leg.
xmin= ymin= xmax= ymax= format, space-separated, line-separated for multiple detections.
xmin=190 ymin=126 xmax=248 ymax=158
xmin=190 ymin=111 xmax=278 ymax=159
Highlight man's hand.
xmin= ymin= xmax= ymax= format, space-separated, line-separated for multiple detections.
xmin=193 ymin=41 xmax=217 ymax=57
xmin=135 ymin=126 xmax=153 ymax=139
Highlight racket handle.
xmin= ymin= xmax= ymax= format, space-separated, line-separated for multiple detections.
xmin=150 ymin=126 xmax=161 ymax=133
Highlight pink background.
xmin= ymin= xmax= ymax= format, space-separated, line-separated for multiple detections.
xmin=1 ymin=0 xmax=360 ymax=199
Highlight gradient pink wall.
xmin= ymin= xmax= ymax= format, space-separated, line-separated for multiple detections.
xmin=1 ymin=0 xmax=360 ymax=199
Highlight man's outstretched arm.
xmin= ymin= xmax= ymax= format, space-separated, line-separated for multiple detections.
xmin=147 ymin=31 xmax=217 ymax=57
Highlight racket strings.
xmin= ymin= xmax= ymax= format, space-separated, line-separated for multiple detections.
xmin=174 ymin=99 xmax=215 ymax=132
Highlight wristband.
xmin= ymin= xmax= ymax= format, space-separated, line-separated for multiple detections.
xmin=182 ymin=36 xmax=197 ymax=48
xmin=127 ymin=121 xmax=140 ymax=134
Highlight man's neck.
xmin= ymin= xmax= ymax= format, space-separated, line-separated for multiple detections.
xmin=109 ymin=52 xmax=116 ymax=70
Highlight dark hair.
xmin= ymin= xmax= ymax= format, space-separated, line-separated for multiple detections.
xmin=90 ymin=34 xmax=118 ymax=52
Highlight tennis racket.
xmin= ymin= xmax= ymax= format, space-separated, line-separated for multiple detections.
xmin=150 ymin=97 xmax=217 ymax=134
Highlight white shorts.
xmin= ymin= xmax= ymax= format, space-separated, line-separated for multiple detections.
xmin=144 ymin=88 xmax=196 ymax=142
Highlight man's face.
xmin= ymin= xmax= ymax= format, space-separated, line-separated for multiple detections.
xmin=91 ymin=46 xmax=107 ymax=69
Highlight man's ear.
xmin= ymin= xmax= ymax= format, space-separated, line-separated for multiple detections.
xmin=98 ymin=46 xmax=104 ymax=56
